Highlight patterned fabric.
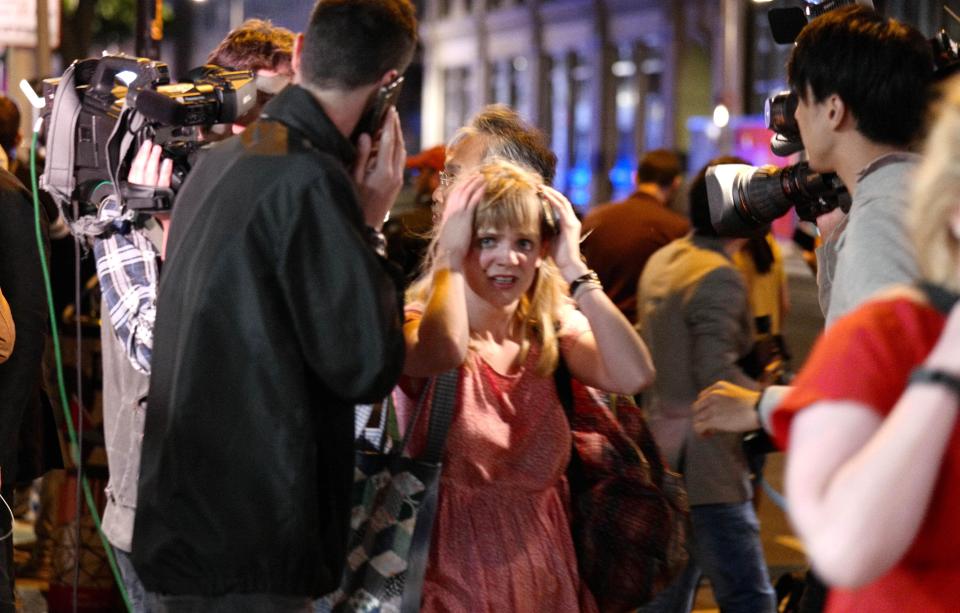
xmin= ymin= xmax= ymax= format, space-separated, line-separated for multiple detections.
xmin=321 ymin=372 xmax=456 ymax=613
xmin=318 ymin=451 xmax=440 ymax=613
xmin=92 ymin=197 xmax=159 ymax=374
xmin=559 ymin=375 xmax=689 ymax=611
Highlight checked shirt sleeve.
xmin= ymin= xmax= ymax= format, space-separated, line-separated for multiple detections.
xmin=93 ymin=198 xmax=160 ymax=374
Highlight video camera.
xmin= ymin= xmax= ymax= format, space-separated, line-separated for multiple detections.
xmin=40 ymin=54 xmax=256 ymax=226
xmin=705 ymin=0 xmax=960 ymax=237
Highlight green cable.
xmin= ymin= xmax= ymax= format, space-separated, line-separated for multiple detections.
xmin=30 ymin=130 xmax=134 ymax=613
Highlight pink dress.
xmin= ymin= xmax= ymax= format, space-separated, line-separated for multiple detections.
xmin=396 ymin=308 xmax=597 ymax=613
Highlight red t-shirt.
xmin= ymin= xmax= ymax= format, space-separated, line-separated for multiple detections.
xmin=773 ymin=297 xmax=960 ymax=612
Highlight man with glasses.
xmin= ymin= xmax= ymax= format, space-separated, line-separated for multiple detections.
xmin=432 ymin=104 xmax=557 ymax=220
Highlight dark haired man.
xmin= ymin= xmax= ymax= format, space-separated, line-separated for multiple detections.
xmin=637 ymin=159 xmax=776 ymax=613
xmin=694 ymin=11 xmax=934 ymax=611
xmin=432 ymin=104 xmax=557 ymax=218
xmin=91 ymin=19 xmax=295 ymax=611
xmin=581 ymin=149 xmax=689 ymax=323
xmin=129 ymin=1 xmax=415 ymax=609
xmin=789 ymin=5 xmax=931 ymax=327
xmin=697 ymin=7 xmax=935 ymax=445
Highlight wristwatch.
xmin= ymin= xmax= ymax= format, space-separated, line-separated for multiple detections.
xmin=365 ymin=226 xmax=387 ymax=258
xmin=908 ymin=367 xmax=960 ymax=399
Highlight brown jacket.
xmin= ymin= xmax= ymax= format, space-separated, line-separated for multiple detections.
xmin=582 ymin=191 xmax=689 ymax=323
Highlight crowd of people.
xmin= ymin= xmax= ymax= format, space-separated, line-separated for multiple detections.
xmin=0 ymin=1 xmax=958 ymax=612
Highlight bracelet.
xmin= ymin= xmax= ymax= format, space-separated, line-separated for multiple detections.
xmin=569 ymin=270 xmax=601 ymax=297
xmin=908 ymin=367 xmax=960 ymax=399
xmin=365 ymin=225 xmax=387 ymax=258
xmin=572 ymin=280 xmax=603 ymax=302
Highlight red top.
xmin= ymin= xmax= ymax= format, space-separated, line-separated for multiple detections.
xmin=772 ymin=297 xmax=960 ymax=612
xmin=396 ymin=305 xmax=597 ymax=612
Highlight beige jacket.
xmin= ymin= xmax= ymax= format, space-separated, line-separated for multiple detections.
xmin=637 ymin=234 xmax=757 ymax=506
xmin=0 ymin=286 xmax=13 ymax=363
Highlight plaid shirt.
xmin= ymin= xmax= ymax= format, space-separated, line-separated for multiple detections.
xmin=93 ymin=197 xmax=160 ymax=374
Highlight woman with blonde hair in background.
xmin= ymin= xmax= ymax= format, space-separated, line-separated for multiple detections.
xmin=396 ymin=158 xmax=655 ymax=612
xmin=771 ymin=77 xmax=960 ymax=612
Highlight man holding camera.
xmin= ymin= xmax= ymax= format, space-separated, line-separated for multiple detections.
xmin=93 ymin=19 xmax=295 ymax=610
xmin=696 ymin=6 xmax=933 ymax=435
xmin=694 ymin=8 xmax=933 ymax=611
xmin=131 ymin=1 xmax=414 ymax=610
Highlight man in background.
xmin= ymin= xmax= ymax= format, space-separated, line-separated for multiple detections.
xmin=432 ymin=104 xmax=557 ymax=217
xmin=582 ymin=149 xmax=689 ymax=323
xmin=637 ymin=159 xmax=776 ymax=613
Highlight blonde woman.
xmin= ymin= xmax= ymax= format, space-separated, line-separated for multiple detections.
xmin=396 ymin=159 xmax=654 ymax=612
xmin=772 ymin=79 xmax=960 ymax=612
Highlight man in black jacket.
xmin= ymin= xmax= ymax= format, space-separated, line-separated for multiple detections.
xmin=132 ymin=1 xmax=415 ymax=609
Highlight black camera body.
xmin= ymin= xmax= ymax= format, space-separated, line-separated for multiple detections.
xmin=40 ymin=54 xmax=256 ymax=221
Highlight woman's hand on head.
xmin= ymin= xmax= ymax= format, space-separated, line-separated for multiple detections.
xmin=540 ymin=185 xmax=588 ymax=282
xmin=435 ymin=174 xmax=486 ymax=270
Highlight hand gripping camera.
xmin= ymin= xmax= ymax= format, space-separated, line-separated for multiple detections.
xmin=40 ymin=54 xmax=257 ymax=227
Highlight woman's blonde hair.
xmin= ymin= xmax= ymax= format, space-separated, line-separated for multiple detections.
xmin=910 ymin=76 xmax=960 ymax=293
xmin=408 ymin=159 xmax=567 ymax=376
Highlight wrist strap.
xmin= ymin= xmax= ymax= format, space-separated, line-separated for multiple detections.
xmin=909 ymin=367 xmax=960 ymax=399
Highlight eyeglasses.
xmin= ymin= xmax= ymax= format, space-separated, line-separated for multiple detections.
xmin=438 ymin=170 xmax=455 ymax=187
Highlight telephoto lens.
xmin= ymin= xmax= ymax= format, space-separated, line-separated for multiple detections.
xmin=705 ymin=162 xmax=849 ymax=237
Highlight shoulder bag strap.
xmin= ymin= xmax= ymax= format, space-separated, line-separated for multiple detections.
xmin=420 ymin=368 xmax=459 ymax=463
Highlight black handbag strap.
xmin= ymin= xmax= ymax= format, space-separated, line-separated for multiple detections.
xmin=420 ymin=368 xmax=458 ymax=464
xmin=554 ymin=355 xmax=575 ymax=419
xmin=396 ymin=368 xmax=459 ymax=463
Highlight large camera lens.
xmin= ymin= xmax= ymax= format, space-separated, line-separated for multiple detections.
xmin=705 ymin=162 xmax=848 ymax=237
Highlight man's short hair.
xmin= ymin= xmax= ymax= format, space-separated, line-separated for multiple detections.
xmin=0 ymin=96 xmax=20 ymax=153
xmin=206 ymin=19 xmax=295 ymax=72
xmin=468 ymin=104 xmax=557 ymax=185
xmin=301 ymin=0 xmax=418 ymax=90
xmin=637 ymin=149 xmax=681 ymax=188
xmin=788 ymin=5 xmax=933 ymax=148
xmin=689 ymin=156 xmax=747 ymax=237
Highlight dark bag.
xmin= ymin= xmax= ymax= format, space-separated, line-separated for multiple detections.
xmin=320 ymin=370 xmax=458 ymax=613
xmin=555 ymin=359 xmax=689 ymax=612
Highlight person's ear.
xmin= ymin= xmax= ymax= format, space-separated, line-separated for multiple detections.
xmin=291 ymin=33 xmax=305 ymax=83
xmin=826 ymin=94 xmax=846 ymax=130
xmin=13 ymin=133 xmax=22 ymax=149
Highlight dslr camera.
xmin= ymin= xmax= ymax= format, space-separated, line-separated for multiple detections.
xmin=41 ymin=54 xmax=257 ymax=225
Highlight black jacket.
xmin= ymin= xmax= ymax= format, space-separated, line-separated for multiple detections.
xmin=132 ymin=85 xmax=405 ymax=597
xmin=0 ymin=169 xmax=50 ymax=487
